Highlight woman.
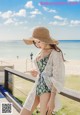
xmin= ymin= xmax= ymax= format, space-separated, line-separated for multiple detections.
xmin=20 ymin=27 xmax=65 ymax=115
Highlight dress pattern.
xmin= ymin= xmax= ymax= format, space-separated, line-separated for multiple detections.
xmin=36 ymin=54 xmax=51 ymax=96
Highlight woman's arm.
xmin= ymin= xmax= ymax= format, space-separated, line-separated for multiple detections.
xmin=47 ymin=85 xmax=57 ymax=113
xmin=50 ymin=85 xmax=57 ymax=101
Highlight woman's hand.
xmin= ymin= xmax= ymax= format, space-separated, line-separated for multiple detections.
xmin=30 ymin=70 xmax=38 ymax=77
xmin=47 ymin=98 xmax=55 ymax=114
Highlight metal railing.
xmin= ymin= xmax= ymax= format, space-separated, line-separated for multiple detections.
xmin=3 ymin=67 xmax=80 ymax=113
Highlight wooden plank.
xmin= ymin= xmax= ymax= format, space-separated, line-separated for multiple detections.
xmin=60 ymin=88 xmax=80 ymax=102
xmin=4 ymin=91 xmax=22 ymax=113
xmin=4 ymin=67 xmax=35 ymax=82
xmin=0 ymin=66 xmax=14 ymax=71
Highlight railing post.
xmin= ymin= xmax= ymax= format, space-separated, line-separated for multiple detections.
xmin=4 ymin=70 xmax=13 ymax=94
xmin=4 ymin=70 xmax=8 ymax=90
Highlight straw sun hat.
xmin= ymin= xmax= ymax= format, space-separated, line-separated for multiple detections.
xmin=23 ymin=27 xmax=59 ymax=45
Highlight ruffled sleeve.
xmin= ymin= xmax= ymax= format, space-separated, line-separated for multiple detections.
xmin=50 ymin=50 xmax=65 ymax=93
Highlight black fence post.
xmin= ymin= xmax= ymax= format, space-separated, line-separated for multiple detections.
xmin=4 ymin=70 xmax=13 ymax=94
xmin=4 ymin=70 xmax=8 ymax=90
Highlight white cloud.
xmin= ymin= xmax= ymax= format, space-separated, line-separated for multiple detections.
xmin=49 ymin=20 xmax=68 ymax=26
xmin=25 ymin=1 xmax=34 ymax=9
xmin=48 ymin=9 xmax=57 ymax=13
xmin=60 ymin=21 xmax=68 ymax=26
xmin=0 ymin=9 xmax=26 ymax=19
xmin=70 ymin=20 xmax=80 ymax=26
xmin=30 ymin=9 xmax=42 ymax=15
xmin=15 ymin=9 xmax=26 ymax=17
xmin=43 ymin=7 xmax=57 ymax=13
xmin=1 ymin=11 xmax=13 ymax=19
xmin=49 ymin=21 xmax=58 ymax=26
xmin=4 ymin=18 xmax=14 ymax=25
xmin=54 ymin=15 xmax=66 ymax=21
xmin=43 ymin=7 xmax=49 ymax=11
xmin=4 ymin=17 xmax=28 ymax=26
xmin=49 ymin=19 xmax=80 ymax=26
xmin=29 ymin=15 xmax=36 ymax=18
xmin=0 ymin=9 xmax=27 ymax=26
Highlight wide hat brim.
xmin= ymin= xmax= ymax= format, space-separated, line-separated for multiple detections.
xmin=23 ymin=37 xmax=59 ymax=45
xmin=23 ymin=27 xmax=59 ymax=45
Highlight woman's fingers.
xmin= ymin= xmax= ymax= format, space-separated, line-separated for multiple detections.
xmin=46 ymin=110 xmax=52 ymax=115
xmin=47 ymin=105 xmax=54 ymax=115
xmin=31 ymin=70 xmax=38 ymax=75
xmin=47 ymin=106 xmax=52 ymax=115
xmin=30 ymin=70 xmax=38 ymax=77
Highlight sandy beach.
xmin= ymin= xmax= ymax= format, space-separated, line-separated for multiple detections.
xmin=64 ymin=60 xmax=80 ymax=75
xmin=0 ymin=58 xmax=80 ymax=75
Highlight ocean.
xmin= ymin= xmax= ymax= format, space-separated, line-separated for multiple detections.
xmin=0 ymin=40 xmax=80 ymax=60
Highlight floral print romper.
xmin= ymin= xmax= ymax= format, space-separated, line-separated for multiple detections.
xmin=36 ymin=53 xmax=51 ymax=96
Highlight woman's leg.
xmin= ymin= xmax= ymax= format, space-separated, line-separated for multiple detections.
xmin=40 ymin=93 xmax=51 ymax=115
xmin=20 ymin=95 xmax=40 ymax=115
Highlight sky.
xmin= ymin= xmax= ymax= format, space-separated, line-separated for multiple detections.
xmin=0 ymin=0 xmax=80 ymax=41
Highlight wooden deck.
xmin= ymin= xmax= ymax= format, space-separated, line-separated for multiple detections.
xmin=0 ymin=67 xmax=80 ymax=115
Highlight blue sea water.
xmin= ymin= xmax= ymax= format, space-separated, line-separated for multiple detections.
xmin=0 ymin=40 xmax=80 ymax=60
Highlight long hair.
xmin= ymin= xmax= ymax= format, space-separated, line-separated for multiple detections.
xmin=33 ymin=41 xmax=65 ymax=61
xmin=50 ymin=44 xmax=65 ymax=61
